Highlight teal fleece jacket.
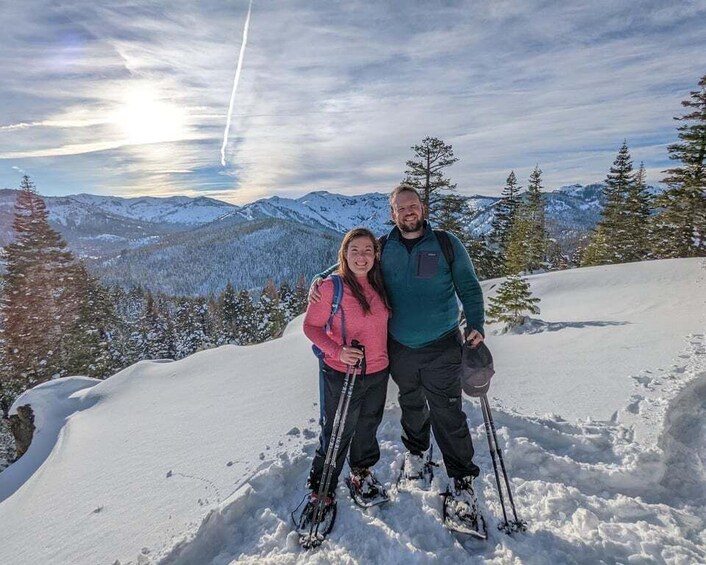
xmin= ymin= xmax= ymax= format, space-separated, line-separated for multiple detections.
xmin=380 ymin=223 xmax=485 ymax=348
xmin=319 ymin=222 xmax=485 ymax=349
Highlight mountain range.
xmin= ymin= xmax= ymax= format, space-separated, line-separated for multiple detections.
xmin=0 ymin=184 xmax=626 ymax=295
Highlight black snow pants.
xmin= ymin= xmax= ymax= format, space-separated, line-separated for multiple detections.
xmin=389 ymin=331 xmax=480 ymax=479
xmin=308 ymin=362 xmax=389 ymax=496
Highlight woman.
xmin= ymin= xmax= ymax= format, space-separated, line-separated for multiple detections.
xmin=301 ymin=227 xmax=391 ymax=526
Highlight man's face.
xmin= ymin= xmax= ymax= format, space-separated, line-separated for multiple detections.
xmin=391 ymin=191 xmax=424 ymax=234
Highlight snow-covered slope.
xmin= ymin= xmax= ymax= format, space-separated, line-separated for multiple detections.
xmin=91 ymin=218 xmax=341 ymax=295
xmin=1 ymin=258 xmax=704 ymax=564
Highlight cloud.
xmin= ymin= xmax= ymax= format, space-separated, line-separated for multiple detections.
xmin=0 ymin=0 xmax=704 ymax=199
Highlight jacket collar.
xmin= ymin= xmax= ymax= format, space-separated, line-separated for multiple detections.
xmin=388 ymin=220 xmax=432 ymax=242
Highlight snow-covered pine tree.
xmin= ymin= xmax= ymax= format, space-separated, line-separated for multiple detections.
xmin=0 ymin=176 xmax=81 ymax=405
xmin=233 ymin=289 xmax=257 ymax=345
xmin=255 ymin=279 xmax=286 ymax=341
xmin=544 ymin=238 xmax=570 ymax=271
xmin=142 ymin=292 xmax=174 ymax=360
xmin=278 ymin=280 xmax=300 ymax=323
xmin=489 ymin=170 xmax=521 ymax=254
xmin=62 ymin=263 xmax=123 ymax=378
xmin=404 ymin=136 xmax=458 ymax=215
xmin=486 ymin=274 xmax=541 ymax=332
xmin=220 ymin=282 xmax=239 ymax=344
xmin=525 ymin=166 xmax=546 ymax=272
xmin=173 ymin=298 xmax=211 ymax=359
xmin=293 ymin=275 xmax=309 ymax=317
xmin=652 ymin=74 xmax=706 ymax=258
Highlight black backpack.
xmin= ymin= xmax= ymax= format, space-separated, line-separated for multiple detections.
xmin=378 ymin=229 xmax=455 ymax=266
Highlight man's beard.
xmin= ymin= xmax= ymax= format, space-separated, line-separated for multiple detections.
xmin=398 ymin=217 xmax=423 ymax=233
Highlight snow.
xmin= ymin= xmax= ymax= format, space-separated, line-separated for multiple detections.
xmin=66 ymin=194 xmax=240 ymax=226
xmin=1 ymin=258 xmax=705 ymax=564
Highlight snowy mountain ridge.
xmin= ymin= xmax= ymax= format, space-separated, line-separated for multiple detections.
xmin=1 ymin=182 xmax=615 ymax=251
xmin=0 ymin=183 xmax=655 ymax=294
xmin=61 ymin=193 xmax=241 ymax=227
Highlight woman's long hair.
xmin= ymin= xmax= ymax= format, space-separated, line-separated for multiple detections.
xmin=336 ymin=228 xmax=391 ymax=314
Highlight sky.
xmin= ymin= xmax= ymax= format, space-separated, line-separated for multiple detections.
xmin=0 ymin=1 xmax=705 ymax=205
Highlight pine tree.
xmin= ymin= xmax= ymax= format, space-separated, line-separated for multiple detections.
xmin=464 ymin=236 xmax=502 ymax=280
xmin=583 ymin=142 xmax=653 ymax=266
xmin=504 ymin=205 xmax=534 ymax=275
xmin=173 ymin=298 xmax=211 ymax=359
xmin=142 ymin=292 xmax=174 ymax=359
xmin=255 ymin=279 xmax=286 ymax=341
xmin=62 ymin=263 xmax=122 ymax=378
xmin=0 ymin=176 xmax=80 ymax=405
xmin=544 ymin=239 xmax=570 ymax=271
xmin=292 ymin=275 xmax=309 ymax=317
xmin=622 ymin=163 xmax=653 ymax=261
xmin=489 ymin=171 xmax=521 ymax=254
xmin=431 ymin=193 xmax=465 ymax=235
xmin=525 ymin=166 xmax=546 ymax=271
xmin=580 ymin=226 xmax=611 ymax=267
xmin=279 ymin=280 xmax=304 ymax=324
xmin=599 ymin=141 xmax=633 ymax=263
xmin=486 ymin=274 xmax=541 ymax=332
xmin=221 ymin=282 xmax=238 ymax=343
xmin=233 ymin=289 xmax=257 ymax=345
xmin=432 ymin=193 xmax=501 ymax=280
xmin=404 ymin=137 xmax=458 ymax=214
xmin=114 ymin=285 xmax=148 ymax=365
xmin=652 ymin=74 xmax=706 ymax=258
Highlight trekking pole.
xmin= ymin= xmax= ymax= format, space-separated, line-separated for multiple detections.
xmin=480 ymin=393 xmax=510 ymax=529
xmin=480 ymin=394 xmax=526 ymax=532
xmin=308 ymin=341 xmax=364 ymax=543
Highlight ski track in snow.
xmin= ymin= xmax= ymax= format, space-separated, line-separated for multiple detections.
xmin=150 ymin=333 xmax=706 ymax=565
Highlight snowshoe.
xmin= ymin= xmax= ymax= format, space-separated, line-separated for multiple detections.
xmin=345 ymin=468 xmax=389 ymax=508
xmin=397 ymin=447 xmax=435 ymax=491
xmin=292 ymin=492 xmax=337 ymax=549
xmin=442 ymin=476 xmax=487 ymax=539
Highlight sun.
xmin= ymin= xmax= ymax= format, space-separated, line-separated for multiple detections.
xmin=113 ymin=86 xmax=187 ymax=146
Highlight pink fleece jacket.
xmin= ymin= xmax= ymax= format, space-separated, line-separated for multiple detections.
xmin=303 ymin=276 xmax=389 ymax=374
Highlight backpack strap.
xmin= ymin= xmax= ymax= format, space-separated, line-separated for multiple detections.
xmin=378 ymin=234 xmax=388 ymax=255
xmin=433 ymin=229 xmax=455 ymax=267
xmin=312 ymin=275 xmax=347 ymax=360
xmin=326 ymin=274 xmax=346 ymax=346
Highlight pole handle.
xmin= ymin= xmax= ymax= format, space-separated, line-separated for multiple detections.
xmin=350 ymin=339 xmax=365 ymax=369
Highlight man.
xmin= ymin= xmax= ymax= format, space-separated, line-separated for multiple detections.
xmin=311 ymin=183 xmax=486 ymax=534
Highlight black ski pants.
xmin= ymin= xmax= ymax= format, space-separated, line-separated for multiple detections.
xmin=389 ymin=331 xmax=480 ymax=480
xmin=308 ymin=363 xmax=389 ymax=496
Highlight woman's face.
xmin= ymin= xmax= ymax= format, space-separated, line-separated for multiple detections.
xmin=345 ymin=235 xmax=375 ymax=277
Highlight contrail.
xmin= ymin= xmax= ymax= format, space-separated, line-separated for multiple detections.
xmin=221 ymin=0 xmax=253 ymax=167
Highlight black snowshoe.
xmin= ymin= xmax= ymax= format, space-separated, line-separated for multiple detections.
xmin=442 ymin=476 xmax=487 ymax=539
xmin=292 ymin=492 xmax=337 ymax=549
xmin=345 ymin=468 xmax=389 ymax=508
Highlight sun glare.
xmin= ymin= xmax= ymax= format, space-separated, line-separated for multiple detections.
xmin=113 ymin=86 xmax=187 ymax=146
